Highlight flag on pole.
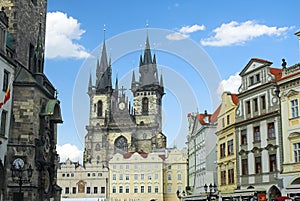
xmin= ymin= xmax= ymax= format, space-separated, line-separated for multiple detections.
xmin=3 ymin=84 xmax=10 ymax=104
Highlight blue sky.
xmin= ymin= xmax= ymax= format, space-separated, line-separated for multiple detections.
xmin=45 ymin=0 xmax=300 ymax=162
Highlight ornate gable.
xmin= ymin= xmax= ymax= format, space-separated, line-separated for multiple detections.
xmin=239 ymin=58 xmax=272 ymax=76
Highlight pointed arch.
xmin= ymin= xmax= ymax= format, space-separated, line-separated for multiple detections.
xmin=268 ymin=185 xmax=281 ymax=200
xmin=97 ymin=100 xmax=103 ymax=117
xmin=142 ymin=97 xmax=149 ymax=114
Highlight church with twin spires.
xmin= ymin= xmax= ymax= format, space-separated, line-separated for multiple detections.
xmin=83 ymin=34 xmax=167 ymax=166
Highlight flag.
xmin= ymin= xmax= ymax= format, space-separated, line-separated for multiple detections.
xmin=3 ymin=85 xmax=10 ymax=104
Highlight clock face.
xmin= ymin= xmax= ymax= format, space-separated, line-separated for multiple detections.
xmin=13 ymin=158 xmax=24 ymax=169
xmin=119 ymin=102 xmax=125 ymax=110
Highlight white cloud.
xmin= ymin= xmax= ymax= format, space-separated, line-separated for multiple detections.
xmin=217 ymin=72 xmax=241 ymax=95
xmin=166 ymin=32 xmax=189 ymax=41
xmin=45 ymin=11 xmax=90 ymax=59
xmin=179 ymin=24 xmax=205 ymax=34
xmin=57 ymin=144 xmax=83 ymax=163
xmin=201 ymin=20 xmax=290 ymax=47
xmin=166 ymin=24 xmax=205 ymax=41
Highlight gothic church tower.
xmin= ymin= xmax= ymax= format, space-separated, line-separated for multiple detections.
xmin=84 ymin=34 xmax=166 ymax=167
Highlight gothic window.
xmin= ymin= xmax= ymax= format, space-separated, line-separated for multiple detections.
xmin=97 ymin=100 xmax=103 ymax=117
xmin=95 ymin=143 xmax=100 ymax=151
xmin=142 ymin=97 xmax=149 ymax=114
xmin=114 ymin=136 xmax=128 ymax=153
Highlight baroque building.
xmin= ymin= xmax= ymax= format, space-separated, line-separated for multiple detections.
xmin=109 ymin=151 xmax=164 ymax=201
xmin=83 ymin=34 xmax=166 ymax=166
xmin=277 ymin=55 xmax=300 ymax=196
xmin=216 ymin=92 xmax=238 ymax=200
xmin=0 ymin=1 xmax=63 ymax=201
xmin=235 ymin=58 xmax=282 ymax=201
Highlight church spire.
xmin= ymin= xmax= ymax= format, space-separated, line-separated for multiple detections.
xmin=88 ymin=72 xmax=93 ymax=96
xmin=160 ymin=73 xmax=164 ymax=87
xmin=131 ymin=70 xmax=136 ymax=92
xmin=143 ymin=35 xmax=152 ymax=64
xmin=96 ymin=26 xmax=112 ymax=93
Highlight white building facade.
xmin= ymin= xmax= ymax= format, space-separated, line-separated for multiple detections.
xmin=235 ymin=58 xmax=282 ymax=200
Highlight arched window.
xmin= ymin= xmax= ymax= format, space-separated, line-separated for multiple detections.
xmin=114 ymin=136 xmax=128 ymax=153
xmin=97 ymin=100 xmax=103 ymax=117
xmin=142 ymin=97 xmax=148 ymax=114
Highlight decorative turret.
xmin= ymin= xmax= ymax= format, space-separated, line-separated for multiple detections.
xmin=32 ymin=21 xmax=45 ymax=74
xmin=88 ymin=73 xmax=93 ymax=96
xmin=131 ymin=70 xmax=137 ymax=92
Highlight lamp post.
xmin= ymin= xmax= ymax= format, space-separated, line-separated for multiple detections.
xmin=204 ymin=183 xmax=218 ymax=201
xmin=11 ymin=158 xmax=33 ymax=201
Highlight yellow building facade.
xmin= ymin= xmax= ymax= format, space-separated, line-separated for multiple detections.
xmin=163 ymin=148 xmax=188 ymax=201
xmin=216 ymin=92 xmax=238 ymax=198
xmin=109 ymin=151 xmax=164 ymax=201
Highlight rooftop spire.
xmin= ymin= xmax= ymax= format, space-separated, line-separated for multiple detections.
xmin=95 ymin=27 xmax=112 ymax=93
xmin=143 ymin=35 xmax=152 ymax=64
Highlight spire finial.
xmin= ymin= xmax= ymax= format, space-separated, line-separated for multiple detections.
xmin=103 ymin=24 xmax=106 ymax=40
xmin=146 ymin=20 xmax=149 ymax=36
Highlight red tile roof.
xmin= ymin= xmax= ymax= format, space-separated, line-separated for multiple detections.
xmin=123 ymin=151 xmax=148 ymax=159
xmin=270 ymin=68 xmax=282 ymax=81
xmin=252 ymin=58 xmax=272 ymax=64
xmin=231 ymin=94 xmax=239 ymax=105
xmin=197 ymin=113 xmax=212 ymax=125
xmin=210 ymin=104 xmax=221 ymax=123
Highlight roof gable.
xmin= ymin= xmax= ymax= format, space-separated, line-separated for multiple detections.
xmin=240 ymin=58 xmax=272 ymax=76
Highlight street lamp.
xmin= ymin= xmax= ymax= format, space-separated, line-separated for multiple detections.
xmin=204 ymin=183 xmax=218 ymax=201
xmin=11 ymin=158 xmax=33 ymax=201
